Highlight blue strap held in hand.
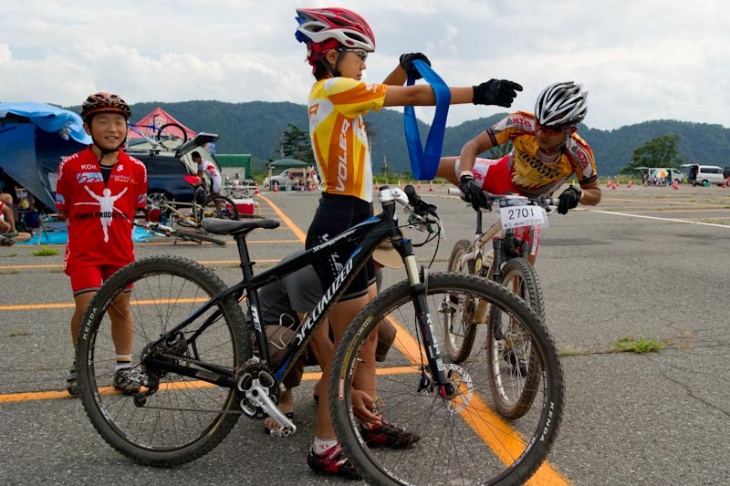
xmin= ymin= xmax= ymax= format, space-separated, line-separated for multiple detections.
xmin=404 ymin=60 xmax=451 ymax=180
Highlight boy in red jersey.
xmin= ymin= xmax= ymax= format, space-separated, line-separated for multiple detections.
xmin=56 ymin=92 xmax=148 ymax=397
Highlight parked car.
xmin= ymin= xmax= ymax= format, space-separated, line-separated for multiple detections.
xmin=682 ymin=164 xmax=725 ymax=186
xmin=127 ymin=133 xmax=219 ymax=202
xmin=263 ymin=167 xmax=318 ymax=191
xmin=647 ymin=168 xmax=683 ymax=185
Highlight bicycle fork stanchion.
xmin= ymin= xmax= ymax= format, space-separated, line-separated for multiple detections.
xmin=403 ymin=249 xmax=455 ymax=397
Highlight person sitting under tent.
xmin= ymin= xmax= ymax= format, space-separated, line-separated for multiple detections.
xmin=0 ymin=193 xmax=31 ymax=245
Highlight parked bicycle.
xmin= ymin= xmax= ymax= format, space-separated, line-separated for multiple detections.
xmin=127 ymin=121 xmax=188 ymax=151
xmin=135 ymin=220 xmax=226 ymax=247
xmin=146 ymin=175 xmax=240 ymax=230
xmin=447 ymin=187 xmax=555 ymax=419
xmin=75 ymin=185 xmax=564 ymax=485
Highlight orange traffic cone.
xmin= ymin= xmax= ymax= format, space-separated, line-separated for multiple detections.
xmin=606 ymin=178 xmax=611 ymax=188
xmin=627 ymin=179 xmax=633 ymax=188
xmin=254 ymin=182 xmax=260 ymax=195
xmin=428 ymin=180 xmax=434 ymax=192
xmin=723 ymin=179 xmax=728 ymax=188
xmin=611 ymin=181 xmax=617 ymax=190
xmin=374 ymin=178 xmax=379 ymax=190
xmin=273 ymin=181 xmax=279 ymax=193
xmin=672 ymin=179 xmax=679 ymax=190
xmin=417 ymin=181 xmax=422 ymax=189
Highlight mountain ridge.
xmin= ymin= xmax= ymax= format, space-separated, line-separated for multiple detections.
xmin=68 ymin=100 xmax=730 ymax=176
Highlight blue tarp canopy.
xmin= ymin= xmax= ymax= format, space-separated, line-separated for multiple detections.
xmin=0 ymin=102 xmax=91 ymax=210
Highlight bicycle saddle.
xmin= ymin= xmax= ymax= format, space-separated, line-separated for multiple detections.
xmin=202 ymin=217 xmax=279 ymax=235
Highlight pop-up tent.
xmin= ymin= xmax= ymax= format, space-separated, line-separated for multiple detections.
xmin=127 ymin=107 xmax=196 ymax=142
xmin=0 ymin=102 xmax=91 ymax=211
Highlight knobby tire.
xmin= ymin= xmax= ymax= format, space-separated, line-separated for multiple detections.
xmin=76 ymin=256 xmax=249 ymax=467
xmin=487 ymin=257 xmax=544 ymax=419
xmin=329 ymin=272 xmax=564 ymax=485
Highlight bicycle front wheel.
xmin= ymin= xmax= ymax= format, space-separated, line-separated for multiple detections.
xmin=204 ymin=195 xmax=240 ymax=221
xmin=76 ymin=255 xmax=249 ymax=467
xmin=330 ymin=273 xmax=565 ymax=485
xmin=444 ymin=239 xmax=478 ymax=362
xmin=156 ymin=122 xmax=188 ymax=150
xmin=487 ymin=257 xmax=545 ymax=419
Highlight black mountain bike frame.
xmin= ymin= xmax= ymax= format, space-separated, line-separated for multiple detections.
xmin=140 ymin=186 xmax=452 ymax=394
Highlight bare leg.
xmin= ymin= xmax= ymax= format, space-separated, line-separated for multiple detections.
xmin=71 ymin=292 xmax=95 ymax=348
xmin=107 ymin=292 xmax=133 ymax=356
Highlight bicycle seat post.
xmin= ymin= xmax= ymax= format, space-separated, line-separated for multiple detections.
xmin=233 ymin=232 xmax=256 ymax=282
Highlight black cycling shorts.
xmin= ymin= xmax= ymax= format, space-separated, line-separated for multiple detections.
xmin=305 ymin=193 xmax=375 ymax=301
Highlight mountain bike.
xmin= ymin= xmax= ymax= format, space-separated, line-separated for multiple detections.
xmin=127 ymin=121 xmax=188 ymax=151
xmin=75 ymin=185 xmax=564 ymax=485
xmin=447 ymin=188 xmax=555 ymax=419
xmin=146 ymin=175 xmax=240 ymax=230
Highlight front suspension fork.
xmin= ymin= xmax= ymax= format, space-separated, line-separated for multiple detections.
xmin=404 ymin=257 xmax=455 ymax=397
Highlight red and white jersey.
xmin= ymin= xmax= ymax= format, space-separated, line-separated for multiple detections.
xmin=56 ymin=147 xmax=148 ymax=271
xmin=198 ymin=158 xmax=222 ymax=193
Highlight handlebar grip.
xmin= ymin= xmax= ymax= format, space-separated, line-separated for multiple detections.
xmin=404 ymin=184 xmax=420 ymax=206
xmin=447 ymin=188 xmax=464 ymax=197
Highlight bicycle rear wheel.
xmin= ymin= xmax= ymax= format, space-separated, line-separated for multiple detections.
xmin=204 ymin=195 xmax=240 ymax=221
xmin=156 ymin=123 xmax=188 ymax=150
xmin=76 ymin=256 xmax=249 ymax=467
xmin=330 ymin=272 xmax=564 ymax=485
xmin=487 ymin=257 xmax=545 ymax=419
xmin=444 ymin=239 xmax=478 ymax=362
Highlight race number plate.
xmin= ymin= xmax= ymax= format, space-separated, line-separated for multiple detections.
xmin=500 ymin=205 xmax=547 ymax=229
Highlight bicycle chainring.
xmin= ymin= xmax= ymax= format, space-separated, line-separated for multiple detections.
xmin=236 ymin=361 xmax=280 ymax=420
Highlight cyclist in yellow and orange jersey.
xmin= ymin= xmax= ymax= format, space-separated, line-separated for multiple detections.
xmin=295 ymin=6 xmax=522 ymax=479
xmin=437 ymin=81 xmax=601 ymax=215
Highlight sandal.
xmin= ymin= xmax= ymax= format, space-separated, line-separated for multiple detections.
xmin=263 ymin=412 xmax=295 ymax=437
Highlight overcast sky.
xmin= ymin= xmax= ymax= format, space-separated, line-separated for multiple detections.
xmin=1 ymin=0 xmax=728 ymax=130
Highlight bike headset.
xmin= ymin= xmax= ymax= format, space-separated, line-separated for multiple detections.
xmin=294 ymin=7 xmax=375 ymax=78
xmin=80 ymin=91 xmax=132 ymax=156
xmin=533 ymin=81 xmax=588 ymax=152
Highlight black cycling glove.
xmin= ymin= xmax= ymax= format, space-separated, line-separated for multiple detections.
xmin=399 ymin=53 xmax=431 ymax=79
xmin=472 ymin=79 xmax=523 ymax=107
xmin=557 ymin=186 xmax=582 ymax=215
xmin=459 ymin=174 xmax=487 ymax=211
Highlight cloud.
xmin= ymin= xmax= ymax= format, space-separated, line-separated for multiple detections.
xmin=0 ymin=0 xmax=728 ymax=130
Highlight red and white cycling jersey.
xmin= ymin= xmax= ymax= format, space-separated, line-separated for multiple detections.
xmin=56 ymin=147 xmax=147 ymax=272
xmin=198 ymin=159 xmax=222 ymax=193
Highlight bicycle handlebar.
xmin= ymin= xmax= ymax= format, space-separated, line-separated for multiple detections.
xmin=447 ymin=187 xmax=556 ymax=210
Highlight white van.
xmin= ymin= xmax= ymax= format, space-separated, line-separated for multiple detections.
xmin=683 ymin=164 xmax=725 ymax=186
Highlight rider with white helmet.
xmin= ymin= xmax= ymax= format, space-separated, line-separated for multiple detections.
xmin=437 ymin=81 xmax=600 ymax=232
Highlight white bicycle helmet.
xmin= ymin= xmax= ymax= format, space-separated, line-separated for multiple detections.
xmin=295 ymin=7 xmax=376 ymax=52
xmin=534 ymin=82 xmax=588 ymax=127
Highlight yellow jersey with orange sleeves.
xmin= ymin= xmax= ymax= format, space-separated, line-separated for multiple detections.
xmin=486 ymin=111 xmax=598 ymax=198
xmin=308 ymin=77 xmax=387 ymax=202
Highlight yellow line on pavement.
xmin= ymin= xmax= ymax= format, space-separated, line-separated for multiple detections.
xmin=387 ymin=316 xmax=570 ymax=485
xmin=257 ymin=194 xmax=307 ymax=243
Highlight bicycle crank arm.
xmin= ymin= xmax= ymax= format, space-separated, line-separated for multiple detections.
xmin=242 ymin=380 xmax=296 ymax=436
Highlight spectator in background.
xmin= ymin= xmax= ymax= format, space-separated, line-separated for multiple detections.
xmin=0 ymin=193 xmax=31 ymax=245
xmin=193 ymin=151 xmax=222 ymax=197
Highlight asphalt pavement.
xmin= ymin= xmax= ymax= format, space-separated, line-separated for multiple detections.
xmin=1 ymin=183 xmax=729 ymax=485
